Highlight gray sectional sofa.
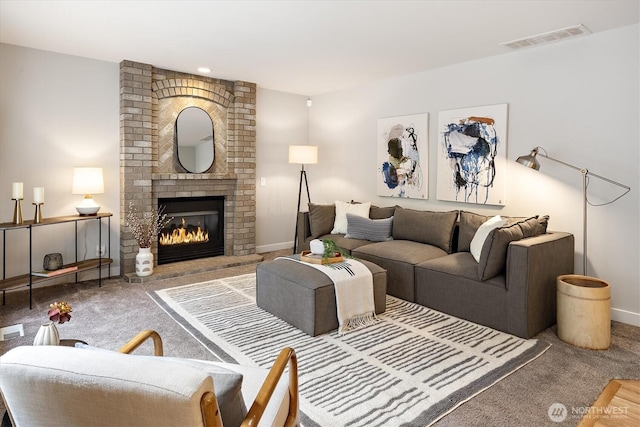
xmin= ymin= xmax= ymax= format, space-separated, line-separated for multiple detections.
xmin=296 ymin=203 xmax=575 ymax=338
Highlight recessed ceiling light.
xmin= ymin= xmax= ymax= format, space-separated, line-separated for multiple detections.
xmin=197 ymin=67 xmax=211 ymax=73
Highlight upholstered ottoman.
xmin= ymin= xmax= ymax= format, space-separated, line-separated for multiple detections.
xmin=256 ymin=257 xmax=387 ymax=336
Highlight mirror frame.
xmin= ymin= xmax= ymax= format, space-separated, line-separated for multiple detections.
xmin=175 ymin=106 xmax=215 ymax=173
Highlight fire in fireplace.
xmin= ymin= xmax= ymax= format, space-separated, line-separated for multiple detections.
xmin=157 ymin=196 xmax=224 ymax=264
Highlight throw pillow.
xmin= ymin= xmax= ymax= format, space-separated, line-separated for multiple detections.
xmin=470 ymin=215 xmax=507 ymax=262
xmin=345 ymin=213 xmax=394 ymax=242
xmin=331 ymin=200 xmax=371 ymax=234
xmin=308 ymin=203 xmax=335 ymax=238
xmin=477 ymin=216 xmax=538 ymax=281
xmin=392 ymin=207 xmax=459 ymax=253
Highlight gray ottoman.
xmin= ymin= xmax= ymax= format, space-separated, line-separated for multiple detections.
xmin=256 ymin=257 xmax=387 ymax=336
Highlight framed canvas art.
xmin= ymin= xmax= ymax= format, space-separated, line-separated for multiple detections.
xmin=377 ymin=113 xmax=428 ymax=199
xmin=436 ymin=104 xmax=508 ymax=206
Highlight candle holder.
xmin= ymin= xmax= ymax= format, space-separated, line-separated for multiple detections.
xmin=12 ymin=198 xmax=23 ymax=224
xmin=33 ymin=203 xmax=44 ymax=224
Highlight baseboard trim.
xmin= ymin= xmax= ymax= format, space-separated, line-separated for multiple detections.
xmin=256 ymin=241 xmax=292 ymax=253
xmin=611 ymin=307 xmax=640 ymax=326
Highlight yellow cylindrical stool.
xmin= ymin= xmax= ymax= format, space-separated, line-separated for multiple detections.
xmin=557 ymin=274 xmax=611 ymax=350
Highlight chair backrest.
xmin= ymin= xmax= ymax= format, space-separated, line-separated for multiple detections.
xmin=0 ymin=346 xmax=220 ymax=427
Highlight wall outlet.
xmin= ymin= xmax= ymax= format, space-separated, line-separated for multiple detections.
xmin=0 ymin=324 xmax=24 ymax=341
xmin=96 ymin=244 xmax=106 ymax=257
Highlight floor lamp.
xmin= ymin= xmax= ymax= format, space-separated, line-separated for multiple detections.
xmin=290 ymin=145 xmax=318 ymax=254
xmin=516 ymin=146 xmax=630 ymax=276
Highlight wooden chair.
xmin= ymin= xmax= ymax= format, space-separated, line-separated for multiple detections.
xmin=0 ymin=330 xmax=298 ymax=427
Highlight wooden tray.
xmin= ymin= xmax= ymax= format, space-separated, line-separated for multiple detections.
xmin=300 ymin=250 xmax=344 ymax=265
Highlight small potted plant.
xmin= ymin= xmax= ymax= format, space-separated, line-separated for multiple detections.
xmin=321 ymin=239 xmax=351 ymax=262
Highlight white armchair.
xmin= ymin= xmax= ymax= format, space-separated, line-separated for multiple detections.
xmin=0 ymin=330 xmax=298 ymax=427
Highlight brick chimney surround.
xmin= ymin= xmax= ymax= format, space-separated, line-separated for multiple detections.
xmin=119 ymin=61 xmax=256 ymax=275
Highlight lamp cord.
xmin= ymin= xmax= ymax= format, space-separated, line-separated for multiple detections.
xmin=584 ymin=175 xmax=631 ymax=207
xmin=536 ymin=146 xmax=631 ymax=207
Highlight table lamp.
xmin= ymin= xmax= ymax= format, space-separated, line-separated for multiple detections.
xmin=72 ymin=167 xmax=104 ymax=216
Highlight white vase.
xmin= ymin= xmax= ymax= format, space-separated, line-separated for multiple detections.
xmin=33 ymin=322 xmax=60 ymax=346
xmin=136 ymin=247 xmax=154 ymax=277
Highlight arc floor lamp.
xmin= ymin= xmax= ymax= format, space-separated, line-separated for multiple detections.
xmin=290 ymin=145 xmax=318 ymax=254
xmin=516 ymin=146 xmax=630 ymax=276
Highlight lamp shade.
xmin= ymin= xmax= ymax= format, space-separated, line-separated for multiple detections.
xmin=515 ymin=149 xmax=540 ymax=170
xmin=72 ymin=167 xmax=104 ymax=216
xmin=72 ymin=168 xmax=104 ymax=195
xmin=288 ymin=145 xmax=318 ymax=165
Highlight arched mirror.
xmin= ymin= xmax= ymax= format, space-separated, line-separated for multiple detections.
xmin=175 ymin=106 xmax=214 ymax=173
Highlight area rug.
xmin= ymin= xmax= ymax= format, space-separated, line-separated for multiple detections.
xmin=149 ymin=273 xmax=550 ymax=427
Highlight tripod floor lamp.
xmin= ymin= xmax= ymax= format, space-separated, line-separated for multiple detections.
xmin=290 ymin=145 xmax=318 ymax=254
xmin=516 ymin=146 xmax=630 ymax=276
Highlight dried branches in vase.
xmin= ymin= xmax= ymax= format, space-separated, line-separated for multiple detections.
xmin=126 ymin=202 xmax=173 ymax=248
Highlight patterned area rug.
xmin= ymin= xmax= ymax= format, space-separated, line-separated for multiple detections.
xmin=149 ymin=273 xmax=550 ymax=427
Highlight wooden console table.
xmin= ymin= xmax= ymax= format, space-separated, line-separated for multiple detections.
xmin=0 ymin=213 xmax=112 ymax=309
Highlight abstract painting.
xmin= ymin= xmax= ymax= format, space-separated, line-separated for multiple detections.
xmin=377 ymin=113 xmax=428 ymax=199
xmin=436 ymin=104 xmax=508 ymax=206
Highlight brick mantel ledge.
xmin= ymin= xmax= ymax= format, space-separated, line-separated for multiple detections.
xmin=151 ymin=173 xmax=238 ymax=180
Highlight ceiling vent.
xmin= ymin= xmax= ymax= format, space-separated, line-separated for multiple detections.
xmin=500 ymin=24 xmax=591 ymax=50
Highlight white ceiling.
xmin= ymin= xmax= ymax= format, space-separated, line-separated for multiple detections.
xmin=1 ymin=0 xmax=638 ymax=96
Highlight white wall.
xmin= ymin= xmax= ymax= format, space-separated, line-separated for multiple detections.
xmin=0 ymin=44 xmax=120 ymax=283
xmin=307 ymin=25 xmax=640 ymax=325
xmin=255 ymin=88 xmax=310 ymax=253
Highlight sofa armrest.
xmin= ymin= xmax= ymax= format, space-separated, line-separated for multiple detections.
xmin=506 ymin=231 xmax=575 ymax=337
xmin=296 ymin=211 xmax=312 ymax=253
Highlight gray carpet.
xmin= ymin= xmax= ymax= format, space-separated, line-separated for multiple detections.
xmin=1 ymin=257 xmax=639 ymax=426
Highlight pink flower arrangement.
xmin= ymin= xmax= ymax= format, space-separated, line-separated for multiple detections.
xmin=48 ymin=301 xmax=72 ymax=324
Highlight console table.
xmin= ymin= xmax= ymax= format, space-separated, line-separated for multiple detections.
xmin=0 ymin=213 xmax=112 ymax=309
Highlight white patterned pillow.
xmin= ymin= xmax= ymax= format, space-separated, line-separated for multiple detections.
xmin=345 ymin=214 xmax=394 ymax=242
xmin=331 ymin=200 xmax=371 ymax=234
xmin=470 ymin=215 xmax=507 ymax=262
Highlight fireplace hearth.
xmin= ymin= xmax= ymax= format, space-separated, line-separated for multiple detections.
xmin=158 ymin=196 xmax=224 ymax=265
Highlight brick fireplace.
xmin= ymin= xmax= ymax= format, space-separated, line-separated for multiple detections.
xmin=119 ymin=61 xmax=256 ymax=275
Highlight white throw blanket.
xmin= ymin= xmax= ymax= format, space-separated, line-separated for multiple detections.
xmin=278 ymin=257 xmax=377 ymax=335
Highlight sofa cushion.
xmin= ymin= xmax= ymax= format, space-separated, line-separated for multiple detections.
xmin=308 ymin=203 xmax=335 ymax=238
xmin=1 ymin=346 xmax=215 ymax=427
xmin=477 ymin=216 xmax=540 ymax=281
xmin=369 ymin=205 xmax=397 ymax=219
xmin=315 ymin=234 xmax=372 ymax=254
xmin=392 ymin=207 xmax=458 ymax=253
xmin=345 ymin=214 xmax=394 ymax=242
xmin=458 ymin=211 xmax=490 ymax=252
xmin=164 ymin=358 xmax=247 ymax=427
xmin=75 ymin=343 xmax=247 ymax=427
xmin=470 ymin=215 xmax=507 ymax=262
xmin=331 ymin=200 xmax=371 ymax=234
xmin=416 ymin=252 xmax=483 ymax=282
xmin=459 ymin=211 xmax=550 ymax=252
xmin=354 ymin=239 xmax=447 ymax=265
